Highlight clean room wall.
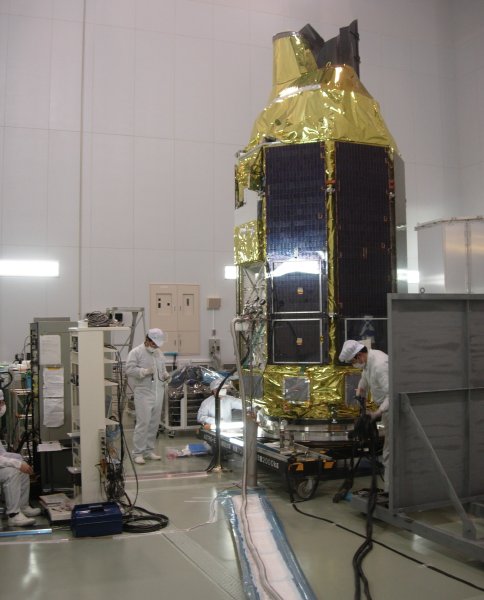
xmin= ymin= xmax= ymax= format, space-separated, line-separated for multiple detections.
xmin=0 ymin=0 xmax=482 ymax=363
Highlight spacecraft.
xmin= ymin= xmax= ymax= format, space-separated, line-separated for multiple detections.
xmin=234 ymin=21 xmax=407 ymax=440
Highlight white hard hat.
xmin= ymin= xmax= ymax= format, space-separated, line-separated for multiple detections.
xmin=147 ymin=328 xmax=165 ymax=348
xmin=339 ymin=340 xmax=365 ymax=363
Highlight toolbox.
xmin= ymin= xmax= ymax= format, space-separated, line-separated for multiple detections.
xmin=71 ymin=502 xmax=123 ymax=537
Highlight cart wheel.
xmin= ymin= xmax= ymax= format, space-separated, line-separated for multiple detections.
xmin=293 ymin=476 xmax=319 ymax=500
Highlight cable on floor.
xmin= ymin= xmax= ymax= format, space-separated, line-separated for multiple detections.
xmin=288 ymin=482 xmax=484 ymax=594
xmin=350 ymin=414 xmax=379 ymax=600
xmin=120 ymin=503 xmax=169 ymax=534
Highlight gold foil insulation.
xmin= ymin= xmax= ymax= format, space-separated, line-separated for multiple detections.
xmin=234 ymin=220 xmax=263 ymax=265
xmin=259 ymin=365 xmax=378 ymax=420
xmin=270 ymin=31 xmax=317 ymax=100
xmin=247 ymin=64 xmax=397 ymax=151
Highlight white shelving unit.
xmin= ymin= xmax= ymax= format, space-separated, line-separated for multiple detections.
xmin=69 ymin=326 xmax=129 ymax=503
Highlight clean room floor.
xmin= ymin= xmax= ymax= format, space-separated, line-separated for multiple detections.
xmin=1 ymin=426 xmax=484 ymax=600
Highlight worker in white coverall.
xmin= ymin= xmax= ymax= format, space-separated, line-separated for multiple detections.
xmin=339 ymin=340 xmax=390 ymax=493
xmin=197 ymin=378 xmax=243 ymax=430
xmin=126 ymin=329 xmax=170 ymax=465
xmin=0 ymin=410 xmax=42 ymax=527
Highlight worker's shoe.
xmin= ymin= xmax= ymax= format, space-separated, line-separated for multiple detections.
xmin=134 ymin=455 xmax=145 ymax=465
xmin=21 ymin=505 xmax=42 ymax=517
xmin=145 ymin=452 xmax=161 ymax=460
xmin=8 ymin=512 xmax=36 ymax=527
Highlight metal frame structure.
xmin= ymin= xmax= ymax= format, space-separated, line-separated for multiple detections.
xmin=351 ymin=293 xmax=484 ymax=561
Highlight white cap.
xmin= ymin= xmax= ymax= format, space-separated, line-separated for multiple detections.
xmin=339 ymin=340 xmax=365 ymax=363
xmin=210 ymin=378 xmax=228 ymax=392
xmin=147 ymin=328 xmax=165 ymax=348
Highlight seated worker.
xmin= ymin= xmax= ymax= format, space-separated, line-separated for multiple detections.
xmin=0 ymin=442 xmax=41 ymax=527
xmin=197 ymin=378 xmax=243 ymax=430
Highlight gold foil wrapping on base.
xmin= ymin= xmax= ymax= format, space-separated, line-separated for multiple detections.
xmin=257 ymin=364 xmax=378 ymax=420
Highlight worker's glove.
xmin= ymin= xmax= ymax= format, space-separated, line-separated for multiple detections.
xmin=162 ymin=374 xmax=171 ymax=383
xmin=140 ymin=367 xmax=153 ymax=377
xmin=368 ymin=410 xmax=381 ymax=422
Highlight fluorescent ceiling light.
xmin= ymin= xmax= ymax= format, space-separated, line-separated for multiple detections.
xmin=225 ymin=265 xmax=237 ymax=280
xmin=0 ymin=260 xmax=59 ymax=277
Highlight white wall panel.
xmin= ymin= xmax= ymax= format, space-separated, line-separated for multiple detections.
xmin=8 ymin=0 xmax=52 ymax=19
xmin=213 ymin=41 xmax=251 ymax=146
xmin=174 ymin=140 xmax=213 ymax=251
xmin=249 ymin=10 xmax=285 ymax=48
xmin=50 ymin=19 xmax=83 ymax=131
xmin=174 ymin=36 xmax=213 ymax=141
xmin=456 ymin=73 xmax=480 ymax=168
xmin=213 ymin=4 xmax=249 ymax=44
xmin=87 ymin=247 xmax=134 ymax=309
xmin=381 ymin=67 xmax=416 ymax=164
xmin=0 ymin=15 xmax=7 ymax=126
xmin=0 ymin=268 xmax=48 ymax=350
xmin=2 ymin=127 xmax=49 ymax=246
xmin=90 ymin=24 xmax=135 ymax=135
xmin=47 ymin=130 xmax=80 ymax=246
xmin=175 ymin=0 xmax=213 ymax=39
xmin=134 ymin=30 xmax=174 ymax=139
xmin=5 ymin=15 xmax=52 ymax=128
xmin=85 ymin=0 xmax=135 ymax=29
xmin=133 ymin=250 xmax=175 ymax=292
xmin=413 ymin=72 xmax=443 ymax=166
xmin=135 ymin=0 xmax=176 ymax=33
xmin=89 ymin=133 xmax=133 ymax=248
xmin=52 ymin=0 xmax=84 ymax=22
xmin=46 ymin=245 xmax=78 ymax=317
xmin=133 ymin=137 xmax=175 ymax=250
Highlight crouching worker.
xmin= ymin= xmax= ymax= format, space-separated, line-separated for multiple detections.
xmin=0 ymin=444 xmax=41 ymax=527
xmin=197 ymin=379 xmax=242 ymax=430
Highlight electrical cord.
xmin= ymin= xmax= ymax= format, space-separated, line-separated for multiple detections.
xmin=120 ymin=503 xmax=169 ymax=533
xmin=85 ymin=311 xmax=113 ymax=327
xmin=289 ymin=497 xmax=484 ymax=595
xmin=15 ymin=391 xmax=40 ymax=461
xmin=351 ymin=415 xmax=379 ymax=600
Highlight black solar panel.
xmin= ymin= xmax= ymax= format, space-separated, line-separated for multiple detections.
xmin=265 ymin=142 xmax=326 ymax=259
xmin=335 ymin=142 xmax=394 ymax=317
xmin=265 ymin=142 xmax=328 ymax=364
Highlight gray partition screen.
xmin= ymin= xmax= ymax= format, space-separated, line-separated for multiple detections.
xmin=388 ymin=294 xmax=484 ymax=511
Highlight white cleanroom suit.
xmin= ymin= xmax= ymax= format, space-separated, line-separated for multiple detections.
xmin=0 ymin=446 xmax=40 ymax=524
xmin=197 ymin=393 xmax=243 ymax=427
xmin=126 ymin=341 xmax=169 ymax=459
xmin=356 ymin=348 xmax=390 ymax=492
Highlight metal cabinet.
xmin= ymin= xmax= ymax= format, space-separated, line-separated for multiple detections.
xmin=69 ymin=327 xmax=129 ymax=502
